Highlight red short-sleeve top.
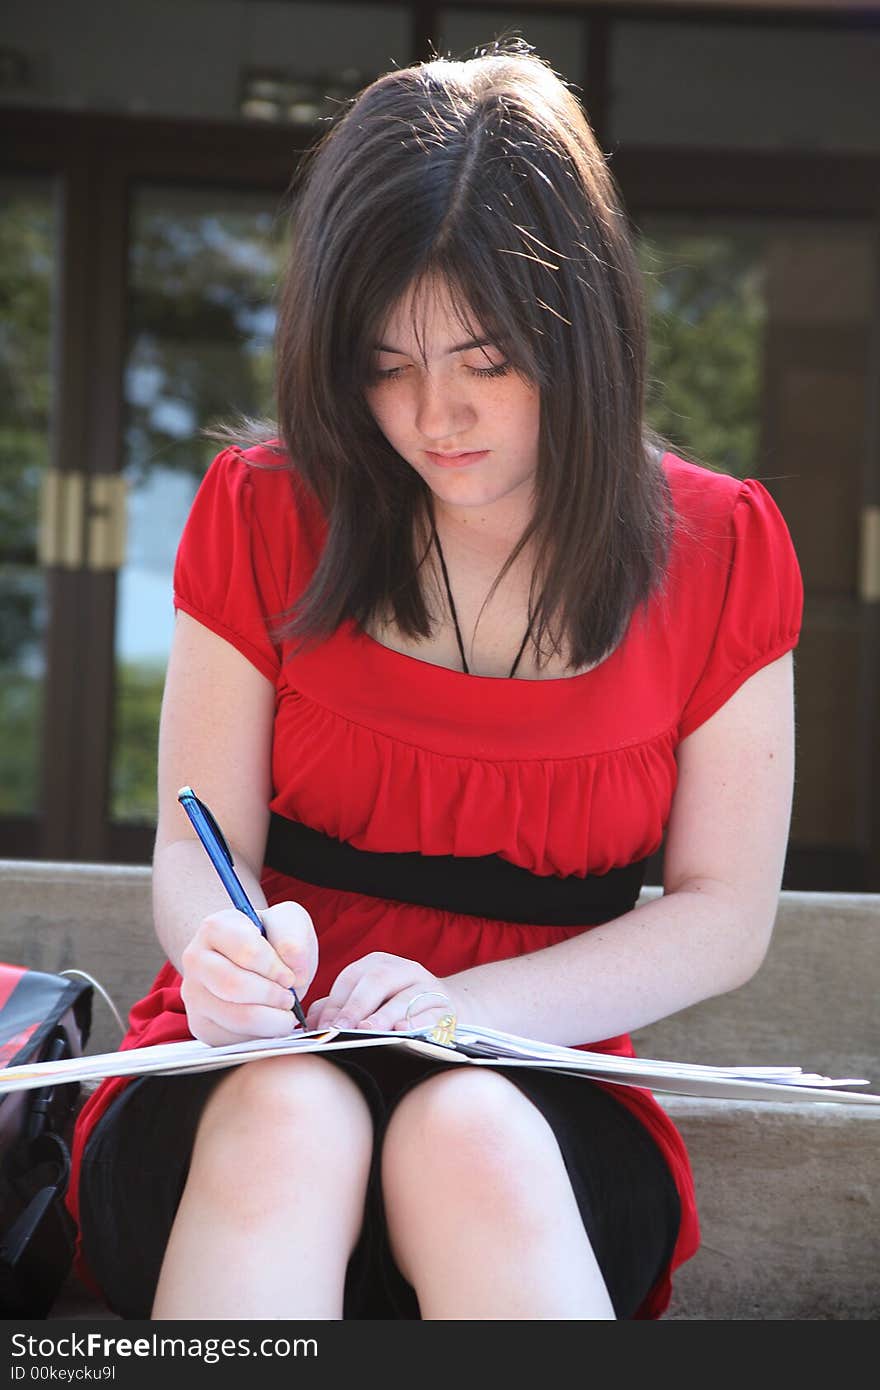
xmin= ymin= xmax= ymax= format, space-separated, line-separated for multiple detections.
xmin=172 ymin=444 xmax=803 ymax=877
xmin=68 ymin=441 xmax=803 ymax=1320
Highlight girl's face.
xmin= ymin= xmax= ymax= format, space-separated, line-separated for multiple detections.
xmin=363 ymin=278 xmax=541 ymax=524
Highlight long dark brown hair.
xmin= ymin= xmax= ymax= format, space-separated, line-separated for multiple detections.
xmin=207 ymin=40 xmax=682 ymax=672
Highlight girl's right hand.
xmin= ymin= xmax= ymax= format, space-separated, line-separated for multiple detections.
xmin=179 ymin=900 xmax=319 ymax=1046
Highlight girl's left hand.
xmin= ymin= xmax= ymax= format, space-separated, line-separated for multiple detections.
xmin=305 ymin=952 xmax=459 ymax=1033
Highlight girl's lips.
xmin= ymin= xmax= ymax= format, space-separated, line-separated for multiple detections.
xmin=425 ymin=450 xmax=490 ymax=468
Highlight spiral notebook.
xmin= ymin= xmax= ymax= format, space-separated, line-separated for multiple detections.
xmin=0 ymin=1018 xmax=877 ymax=1105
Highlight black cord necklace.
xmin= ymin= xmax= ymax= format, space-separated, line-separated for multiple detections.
xmin=429 ymin=517 xmax=533 ymax=678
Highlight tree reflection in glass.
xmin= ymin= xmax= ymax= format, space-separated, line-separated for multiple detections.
xmin=0 ymin=178 xmax=56 ymax=817
xmin=114 ymin=189 xmax=288 ymax=823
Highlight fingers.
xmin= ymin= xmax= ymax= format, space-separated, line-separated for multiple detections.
xmin=193 ymin=944 xmax=296 ymax=1011
xmin=308 ymin=954 xmax=452 ymax=1033
xmin=364 ymin=990 xmax=449 ymax=1033
xmin=180 ymin=972 xmax=300 ymax=1043
xmin=305 ymin=996 xmax=331 ymax=1031
xmin=312 ymin=952 xmax=409 ymax=1029
xmin=389 ymin=996 xmax=451 ymax=1031
xmin=259 ymin=900 xmax=319 ymax=996
xmin=192 ymin=910 xmax=299 ymax=989
xmin=180 ymin=902 xmax=319 ymax=1044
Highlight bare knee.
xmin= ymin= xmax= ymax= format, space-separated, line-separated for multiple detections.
xmin=381 ymin=1070 xmax=562 ymax=1236
xmin=191 ymin=1055 xmax=373 ymax=1210
xmin=380 ymin=1072 xmax=613 ymax=1318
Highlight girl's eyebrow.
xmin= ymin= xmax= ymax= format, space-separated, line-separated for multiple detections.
xmin=373 ymin=336 xmax=494 ymax=357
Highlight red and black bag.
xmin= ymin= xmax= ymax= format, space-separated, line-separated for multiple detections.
xmin=0 ymin=964 xmax=93 ymax=1317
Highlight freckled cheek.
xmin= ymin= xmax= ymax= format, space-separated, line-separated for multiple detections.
xmin=510 ymin=397 xmax=541 ymax=450
xmin=367 ymin=383 xmax=414 ymax=430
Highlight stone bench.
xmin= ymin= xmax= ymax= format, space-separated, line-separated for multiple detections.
xmin=1 ymin=859 xmax=877 ymax=1320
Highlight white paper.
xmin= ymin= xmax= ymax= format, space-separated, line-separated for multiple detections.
xmin=1 ymin=1023 xmax=877 ymax=1106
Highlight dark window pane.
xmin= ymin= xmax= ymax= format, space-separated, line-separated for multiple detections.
xmin=437 ymin=6 xmax=586 ymax=87
xmin=1 ymin=1 xmax=410 ymax=124
xmin=638 ymin=215 xmax=876 ymax=858
xmin=611 ymin=19 xmax=880 ymax=151
xmin=0 ymin=176 xmax=56 ymax=816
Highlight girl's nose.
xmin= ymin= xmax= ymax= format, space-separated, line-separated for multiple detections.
xmin=413 ymin=375 xmax=476 ymax=441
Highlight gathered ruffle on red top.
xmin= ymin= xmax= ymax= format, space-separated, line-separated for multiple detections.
xmin=67 ymin=442 xmax=804 ymax=1318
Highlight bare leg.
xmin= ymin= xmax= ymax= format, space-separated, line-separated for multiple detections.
xmin=151 ymin=1054 xmax=373 ymax=1319
xmin=381 ymin=1069 xmax=616 ymax=1320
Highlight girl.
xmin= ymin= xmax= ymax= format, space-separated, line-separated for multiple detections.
xmin=67 ymin=42 xmax=802 ymax=1320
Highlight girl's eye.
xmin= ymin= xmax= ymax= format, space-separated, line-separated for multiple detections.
xmin=471 ymin=362 xmax=511 ymax=379
xmin=371 ymin=362 xmax=511 ymax=382
xmin=371 ymin=366 xmax=407 ymax=381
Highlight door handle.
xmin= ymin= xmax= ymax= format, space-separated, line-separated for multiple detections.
xmin=86 ymin=474 xmax=128 ymax=571
xmin=38 ymin=471 xmax=127 ymax=571
xmin=37 ymin=471 xmax=85 ymax=568
xmin=861 ymin=505 xmax=880 ymax=603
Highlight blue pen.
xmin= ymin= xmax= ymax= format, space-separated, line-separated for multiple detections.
xmin=177 ymin=785 xmax=308 ymax=1028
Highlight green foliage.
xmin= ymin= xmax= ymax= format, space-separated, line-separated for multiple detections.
xmin=0 ymin=671 xmax=42 ymax=815
xmin=0 ymin=187 xmax=54 ymax=683
xmin=123 ymin=199 xmax=284 ymax=487
xmin=0 ymin=660 xmax=165 ymax=821
xmin=111 ymin=661 xmax=166 ymax=823
xmin=637 ymin=225 xmax=766 ymax=480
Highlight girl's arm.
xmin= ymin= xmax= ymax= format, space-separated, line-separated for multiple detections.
xmin=451 ymin=649 xmax=796 ymax=1044
xmin=311 ymin=650 xmax=795 ymax=1046
xmin=153 ymin=611 xmax=318 ymax=1043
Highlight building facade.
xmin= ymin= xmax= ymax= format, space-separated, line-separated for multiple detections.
xmin=2 ymin=0 xmax=879 ymax=888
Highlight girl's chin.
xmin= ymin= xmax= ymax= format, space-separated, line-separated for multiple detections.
xmin=423 ymin=475 xmax=537 ymax=508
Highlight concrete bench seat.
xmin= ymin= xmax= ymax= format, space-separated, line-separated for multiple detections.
xmin=2 ymin=859 xmax=877 ymax=1321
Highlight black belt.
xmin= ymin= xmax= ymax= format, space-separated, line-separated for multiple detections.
xmin=265 ymin=812 xmax=647 ymax=927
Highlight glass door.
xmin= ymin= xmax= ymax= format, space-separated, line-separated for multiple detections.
xmin=636 ymin=215 xmax=879 ymax=888
xmin=111 ymin=186 xmax=289 ymax=835
xmin=0 ymin=175 xmax=59 ymax=848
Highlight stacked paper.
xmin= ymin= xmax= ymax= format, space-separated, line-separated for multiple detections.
xmin=0 ymin=1023 xmax=877 ymax=1105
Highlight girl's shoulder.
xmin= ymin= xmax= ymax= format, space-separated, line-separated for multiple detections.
xmin=658 ymin=451 xmax=801 ymax=591
xmin=224 ymin=438 xmax=329 ymax=546
xmin=657 ymin=452 xmax=803 ymax=741
xmin=660 ymin=450 xmax=745 ymax=527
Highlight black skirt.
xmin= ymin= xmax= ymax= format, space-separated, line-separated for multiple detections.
xmin=78 ymin=1045 xmax=680 ymax=1320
